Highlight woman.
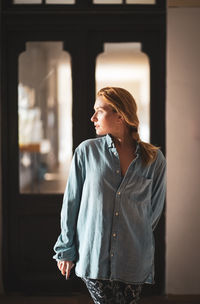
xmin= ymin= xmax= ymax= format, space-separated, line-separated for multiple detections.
xmin=53 ymin=87 xmax=166 ymax=304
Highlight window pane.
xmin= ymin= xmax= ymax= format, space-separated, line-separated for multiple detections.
xmin=96 ymin=43 xmax=150 ymax=142
xmin=46 ymin=0 xmax=75 ymax=4
xmin=18 ymin=42 xmax=72 ymax=194
xmin=126 ymin=0 xmax=156 ymax=4
xmin=14 ymin=0 xmax=42 ymax=4
xmin=93 ymin=0 xmax=123 ymax=4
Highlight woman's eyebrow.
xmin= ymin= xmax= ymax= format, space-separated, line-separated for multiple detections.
xmin=94 ymin=106 xmax=103 ymax=110
xmin=94 ymin=105 xmax=111 ymax=111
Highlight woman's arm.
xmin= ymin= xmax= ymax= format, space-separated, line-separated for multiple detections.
xmin=151 ymin=151 xmax=166 ymax=231
xmin=53 ymin=148 xmax=85 ymax=262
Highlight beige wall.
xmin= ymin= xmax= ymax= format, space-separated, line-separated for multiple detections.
xmin=166 ymin=8 xmax=200 ymax=294
xmin=0 ymin=145 xmax=3 ymax=293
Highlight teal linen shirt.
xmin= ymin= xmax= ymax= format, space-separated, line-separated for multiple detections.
xmin=53 ymin=134 xmax=166 ymax=284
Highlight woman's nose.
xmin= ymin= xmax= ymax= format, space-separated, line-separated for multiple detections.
xmin=91 ymin=113 xmax=97 ymax=122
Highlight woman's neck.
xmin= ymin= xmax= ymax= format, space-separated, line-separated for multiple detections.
xmin=111 ymin=129 xmax=135 ymax=149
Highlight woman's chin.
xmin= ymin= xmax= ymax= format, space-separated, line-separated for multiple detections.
xmin=95 ymin=128 xmax=102 ymax=136
xmin=96 ymin=130 xmax=107 ymax=136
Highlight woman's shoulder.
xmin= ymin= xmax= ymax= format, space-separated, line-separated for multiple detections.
xmin=155 ymin=148 xmax=166 ymax=168
xmin=75 ymin=136 xmax=105 ymax=152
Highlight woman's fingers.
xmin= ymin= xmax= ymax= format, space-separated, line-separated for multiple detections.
xmin=66 ymin=262 xmax=70 ymax=279
xmin=57 ymin=261 xmax=62 ymax=271
xmin=66 ymin=261 xmax=75 ymax=279
xmin=57 ymin=261 xmax=67 ymax=275
xmin=57 ymin=261 xmax=74 ymax=278
xmin=62 ymin=262 xmax=68 ymax=276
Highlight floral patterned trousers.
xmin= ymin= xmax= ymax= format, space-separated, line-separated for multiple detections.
xmin=82 ymin=278 xmax=142 ymax=304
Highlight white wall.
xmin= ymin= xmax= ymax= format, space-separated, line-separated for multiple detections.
xmin=166 ymin=8 xmax=200 ymax=294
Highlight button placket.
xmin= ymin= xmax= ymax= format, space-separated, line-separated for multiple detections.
xmin=110 ymin=189 xmax=121 ymax=276
xmin=109 ymin=146 xmax=121 ymax=276
xmin=110 ymin=147 xmax=121 ymax=179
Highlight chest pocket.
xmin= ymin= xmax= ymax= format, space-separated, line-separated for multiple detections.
xmin=126 ymin=175 xmax=152 ymax=205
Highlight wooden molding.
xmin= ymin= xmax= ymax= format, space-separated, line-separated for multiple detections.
xmin=168 ymin=0 xmax=200 ymax=7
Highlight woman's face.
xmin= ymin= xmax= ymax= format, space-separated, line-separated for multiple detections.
xmin=91 ymin=96 xmax=122 ymax=136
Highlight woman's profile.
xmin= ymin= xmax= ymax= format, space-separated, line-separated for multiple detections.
xmin=53 ymin=87 xmax=166 ymax=304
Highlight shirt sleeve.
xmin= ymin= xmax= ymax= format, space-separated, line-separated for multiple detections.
xmin=53 ymin=148 xmax=84 ymax=262
xmin=151 ymin=150 xmax=166 ymax=231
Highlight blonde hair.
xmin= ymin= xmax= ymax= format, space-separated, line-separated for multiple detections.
xmin=97 ymin=87 xmax=159 ymax=166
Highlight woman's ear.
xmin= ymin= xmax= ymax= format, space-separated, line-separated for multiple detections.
xmin=117 ymin=113 xmax=124 ymax=123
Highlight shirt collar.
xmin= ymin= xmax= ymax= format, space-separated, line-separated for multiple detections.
xmin=106 ymin=134 xmax=140 ymax=155
xmin=106 ymin=134 xmax=114 ymax=148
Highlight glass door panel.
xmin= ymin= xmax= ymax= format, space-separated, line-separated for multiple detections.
xmin=14 ymin=0 xmax=75 ymax=3
xmin=14 ymin=0 xmax=42 ymax=3
xmin=93 ymin=0 xmax=122 ymax=4
xmin=96 ymin=42 xmax=150 ymax=142
xmin=126 ymin=0 xmax=155 ymax=4
xmin=18 ymin=42 xmax=72 ymax=193
xmin=46 ymin=0 xmax=75 ymax=4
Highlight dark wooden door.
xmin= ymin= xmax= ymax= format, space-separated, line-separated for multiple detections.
xmin=2 ymin=30 xmax=91 ymax=294
xmin=2 ymin=3 xmax=166 ymax=295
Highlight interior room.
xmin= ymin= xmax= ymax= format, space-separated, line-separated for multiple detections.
xmin=0 ymin=0 xmax=200 ymax=303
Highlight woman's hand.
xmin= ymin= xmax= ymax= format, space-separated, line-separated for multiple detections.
xmin=57 ymin=260 xmax=75 ymax=279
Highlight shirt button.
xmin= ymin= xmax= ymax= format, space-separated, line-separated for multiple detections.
xmin=113 ymin=233 xmax=117 ymax=237
xmin=115 ymin=212 xmax=119 ymax=216
xmin=116 ymin=170 xmax=120 ymax=174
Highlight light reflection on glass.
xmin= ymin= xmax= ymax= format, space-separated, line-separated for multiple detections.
xmin=14 ymin=0 xmax=42 ymax=4
xmin=18 ymin=42 xmax=72 ymax=193
xmin=96 ymin=43 xmax=150 ymax=142
xmin=93 ymin=0 xmax=122 ymax=4
xmin=46 ymin=0 xmax=75 ymax=4
xmin=126 ymin=0 xmax=155 ymax=4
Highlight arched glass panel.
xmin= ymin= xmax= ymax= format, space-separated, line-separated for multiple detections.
xmin=93 ymin=0 xmax=155 ymax=3
xmin=96 ymin=42 xmax=150 ymax=142
xmin=14 ymin=0 xmax=42 ymax=3
xmin=46 ymin=0 xmax=75 ymax=3
xmin=18 ymin=42 xmax=72 ymax=193
xmin=14 ymin=0 xmax=75 ymax=4
xmin=93 ymin=0 xmax=122 ymax=4
xmin=126 ymin=0 xmax=155 ymax=4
